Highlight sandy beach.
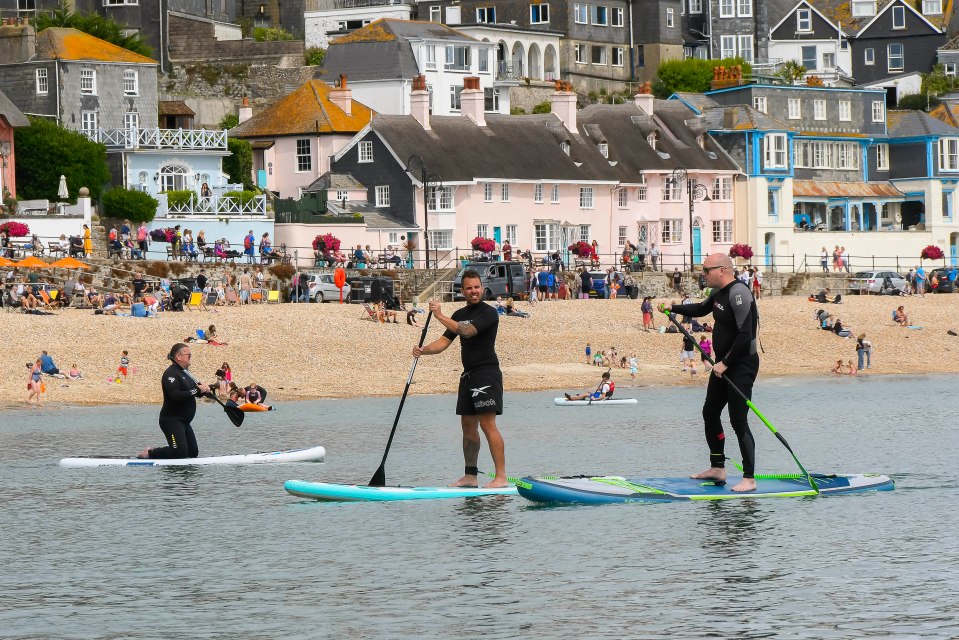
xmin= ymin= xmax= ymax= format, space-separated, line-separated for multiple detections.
xmin=4 ymin=292 xmax=958 ymax=409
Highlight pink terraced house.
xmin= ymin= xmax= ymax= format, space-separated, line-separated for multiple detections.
xmin=287 ymin=77 xmax=739 ymax=269
xmin=0 ymin=88 xmax=28 ymax=200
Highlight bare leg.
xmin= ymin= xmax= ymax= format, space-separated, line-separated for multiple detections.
xmin=478 ymin=413 xmax=507 ymax=488
xmin=450 ymin=416 xmax=481 ymax=487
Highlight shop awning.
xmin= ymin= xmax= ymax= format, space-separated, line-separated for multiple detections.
xmin=792 ymin=180 xmax=904 ymax=199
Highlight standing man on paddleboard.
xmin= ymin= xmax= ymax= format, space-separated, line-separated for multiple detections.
xmin=413 ymin=269 xmax=508 ymax=489
xmin=137 ymin=343 xmax=211 ymax=459
xmin=661 ymin=254 xmax=759 ymax=492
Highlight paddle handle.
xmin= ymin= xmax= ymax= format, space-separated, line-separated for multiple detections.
xmin=659 ymin=306 xmax=818 ymax=493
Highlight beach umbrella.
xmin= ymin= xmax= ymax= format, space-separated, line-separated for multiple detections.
xmin=16 ymin=255 xmax=48 ymax=268
xmin=0 ymin=256 xmax=15 ymax=267
xmin=50 ymin=256 xmax=90 ymax=269
xmin=58 ymin=175 xmax=69 ymax=200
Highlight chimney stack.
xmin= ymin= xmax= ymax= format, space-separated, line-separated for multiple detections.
xmin=0 ymin=22 xmax=36 ymax=64
xmin=633 ymin=81 xmax=654 ymax=115
xmin=238 ymin=96 xmax=253 ymax=124
xmin=410 ymin=74 xmax=430 ymax=131
xmin=459 ymin=76 xmax=485 ymax=127
xmin=329 ymin=74 xmax=352 ymax=116
xmin=550 ymin=80 xmax=577 ymax=134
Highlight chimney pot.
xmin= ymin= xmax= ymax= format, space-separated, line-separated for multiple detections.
xmin=339 ymin=73 xmax=347 ymax=88
xmin=410 ymin=74 xmax=431 ymax=130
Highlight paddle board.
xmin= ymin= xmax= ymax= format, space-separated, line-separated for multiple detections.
xmin=284 ymin=479 xmax=517 ymax=502
xmin=517 ymin=473 xmax=894 ymax=504
xmin=59 ymin=445 xmax=326 ymax=468
xmin=553 ymin=398 xmax=638 ymax=406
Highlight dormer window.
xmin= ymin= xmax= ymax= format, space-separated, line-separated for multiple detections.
xmin=598 ymin=142 xmax=609 ymax=158
xmin=561 ymin=140 xmax=571 ymax=155
xmin=892 ymin=5 xmax=905 ymax=28
xmin=852 ymin=0 xmax=876 ymax=16
xmin=647 ymin=133 xmax=657 ymax=150
xmin=797 ymin=8 xmax=811 ymax=32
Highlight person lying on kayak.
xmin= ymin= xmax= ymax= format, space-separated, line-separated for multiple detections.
xmin=137 ymin=342 xmax=211 ymax=459
xmin=225 ymin=389 xmax=243 ymax=408
xmin=565 ymin=371 xmax=614 ymax=401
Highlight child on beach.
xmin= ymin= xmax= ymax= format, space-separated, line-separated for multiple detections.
xmin=847 ymin=359 xmax=858 ymax=376
xmin=628 ymin=355 xmax=638 ymax=381
xmin=832 ymin=359 xmax=845 ymax=375
xmin=698 ymin=335 xmax=713 ymax=371
xmin=585 ymin=343 xmax=592 ymax=364
xmin=117 ymin=351 xmax=130 ymax=382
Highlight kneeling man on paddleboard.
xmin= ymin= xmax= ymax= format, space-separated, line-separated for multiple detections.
xmin=413 ymin=269 xmax=508 ymax=489
xmin=138 ymin=343 xmax=212 ymax=459
xmin=662 ymin=254 xmax=760 ymax=492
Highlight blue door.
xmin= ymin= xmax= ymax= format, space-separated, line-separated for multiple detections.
xmin=493 ymin=227 xmax=501 ymax=243
xmin=257 ymin=169 xmax=267 ymax=188
xmin=692 ymin=227 xmax=702 ymax=265
xmin=952 ymin=237 xmax=958 ymax=266
xmin=765 ymin=241 xmax=772 ymax=267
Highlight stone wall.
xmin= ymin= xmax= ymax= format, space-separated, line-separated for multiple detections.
xmin=167 ymin=13 xmax=304 ymax=66
xmin=508 ymin=83 xmax=557 ymax=114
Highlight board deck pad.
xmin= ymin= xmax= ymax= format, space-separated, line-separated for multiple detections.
xmin=59 ymin=445 xmax=326 ymax=468
xmin=285 ymin=480 xmax=518 ymax=502
xmin=517 ymin=473 xmax=894 ymax=504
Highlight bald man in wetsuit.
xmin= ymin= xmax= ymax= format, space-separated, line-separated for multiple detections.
xmin=662 ymin=254 xmax=760 ymax=492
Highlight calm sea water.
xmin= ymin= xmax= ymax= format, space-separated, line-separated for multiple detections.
xmin=0 ymin=375 xmax=956 ymax=639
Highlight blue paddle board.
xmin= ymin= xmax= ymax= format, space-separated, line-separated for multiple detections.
xmin=284 ymin=479 xmax=517 ymax=502
xmin=517 ymin=473 xmax=894 ymax=504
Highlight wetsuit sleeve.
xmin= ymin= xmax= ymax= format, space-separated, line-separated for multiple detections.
xmin=465 ymin=305 xmax=499 ymax=338
xmin=163 ymin=372 xmax=199 ymax=401
xmin=671 ymin=293 xmax=714 ymax=318
xmin=720 ymin=282 xmax=754 ymax=366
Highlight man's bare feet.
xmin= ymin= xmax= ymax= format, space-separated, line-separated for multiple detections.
xmin=136 ymin=447 xmax=152 ymax=459
xmin=731 ymin=478 xmax=757 ymax=492
xmin=450 ymin=474 xmax=478 ymax=488
xmin=690 ymin=468 xmax=726 ymax=483
xmin=483 ymin=477 xmax=509 ymax=489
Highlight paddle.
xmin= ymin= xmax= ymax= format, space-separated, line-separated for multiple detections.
xmin=369 ymin=310 xmax=433 ymax=487
xmin=659 ymin=307 xmax=819 ymax=493
xmin=183 ymin=368 xmax=244 ymax=428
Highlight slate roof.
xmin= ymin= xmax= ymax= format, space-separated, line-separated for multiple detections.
xmin=701 ymin=105 xmax=794 ymax=132
xmin=159 ymin=100 xmax=194 ymax=116
xmin=230 ymin=80 xmax=374 ymax=138
xmin=0 ymin=88 xmax=29 ymax=127
xmin=305 ymin=172 xmax=366 ymax=192
xmin=330 ymin=18 xmax=479 ymax=45
xmin=887 ymin=109 xmax=959 ymax=137
xmin=34 ymin=28 xmax=157 ymax=64
xmin=808 ymin=0 xmax=946 ymax=35
xmin=368 ymin=113 xmax=617 ymax=183
xmin=669 ymin=93 xmax=720 ymax=114
xmin=321 ymin=41 xmax=422 ymax=82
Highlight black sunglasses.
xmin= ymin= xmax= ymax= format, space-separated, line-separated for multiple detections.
xmin=702 ymin=265 xmax=726 ymax=274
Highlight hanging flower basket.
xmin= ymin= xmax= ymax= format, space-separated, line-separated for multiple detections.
xmin=729 ymin=243 xmax=754 ymax=260
xmin=920 ymin=245 xmax=944 ymax=261
xmin=0 ymin=221 xmax=30 ymax=237
xmin=471 ymin=236 xmax=496 ymax=254
xmin=568 ymin=240 xmax=594 ymax=257
xmin=312 ymin=232 xmax=341 ymax=252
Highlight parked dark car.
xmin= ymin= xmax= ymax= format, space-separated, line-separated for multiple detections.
xmin=929 ymin=267 xmax=957 ymax=293
xmin=453 ymin=261 xmax=528 ymax=300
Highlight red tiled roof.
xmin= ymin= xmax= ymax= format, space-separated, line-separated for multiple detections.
xmin=793 ymin=180 xmax=903 ymax=198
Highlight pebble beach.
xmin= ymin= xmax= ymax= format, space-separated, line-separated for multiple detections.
xmin=4 ymin=293 xmax=958 ymax=409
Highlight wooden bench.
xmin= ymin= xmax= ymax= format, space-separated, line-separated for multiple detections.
xmin=48 ymin=241 xmax=66 ymax=257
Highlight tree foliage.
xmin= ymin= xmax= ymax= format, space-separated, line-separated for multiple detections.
xmin=223 ymin=138 xmax=255 ymax=191
xmin=14 ymin=116 xmax=112 ymax=202
xmin=102 ymin=187 xmax=158 ymax=223
xmin=653 ymin=58 xmax=752 ymax=97
xmin=219 ymin=113 xmax=239 ymax=130
xmin=776 ymin=61 xmax=807 ymax=85
xmin=896 ymin=93 xmax=940 ymax=111
xmin=253 ymin=26 xmax=295 ymax=42
xmin=305 ymin=47 xmax=326 ymax=66
xmin=35 ymin=1 xmax=152 ymax=57
xmin=921 ymin=64 xmax=957 ymax=97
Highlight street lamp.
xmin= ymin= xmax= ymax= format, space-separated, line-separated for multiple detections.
xmin=671 ymin=167 xmax=710 ymax=271
xmin=406 ymin=154 xmax=443 ymax=269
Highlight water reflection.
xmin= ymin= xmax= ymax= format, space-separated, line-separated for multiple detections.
xmin=697 ymin=500 xmax=764 ymax=558
xmin=453 ymin=495 xmax=514 ymax=546
xmin=158 ymin=466 xmax=202 ymax=494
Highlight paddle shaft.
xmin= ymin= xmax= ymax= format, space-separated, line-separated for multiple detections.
xmin=183 ymin=367 xmax=244 ymax=427
xmin=369 ymin=311 xmax=433 ymax=487
xmin=661 ymin=308 xmax=818 ymax=493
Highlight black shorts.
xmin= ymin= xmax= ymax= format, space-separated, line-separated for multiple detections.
xmin=456 ymin=367 xmax=503 ymax=416
xmin=537 ymin=285 xmax=549 ymax=294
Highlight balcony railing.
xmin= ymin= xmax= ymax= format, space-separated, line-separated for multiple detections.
xmin=304 ymin=0 xmax=409 ymax=11
xmin=161 ymin=193 xmax=267 ymax=217
xmin=86 ymin=128 xmax=228 ymax=151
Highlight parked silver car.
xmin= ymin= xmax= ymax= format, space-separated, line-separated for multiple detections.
xmin=850 ymin=271 xmax=907 ymax=295
xmin=308 ymin=273 xmax=351 ymax=302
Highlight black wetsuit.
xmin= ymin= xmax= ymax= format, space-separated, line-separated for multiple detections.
xmin=150 ymin=362 xmax=202 ymax=459
xmin=671 ymin=280 xmax=759 ymax=478
xmin=443 ymin=301 xmax=503 ymax=416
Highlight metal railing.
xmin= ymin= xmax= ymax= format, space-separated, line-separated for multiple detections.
xmin=305 ymin=0 xmax=409 ymax=10
xmin=163 ymin=194 xmax=267 ymax=216
xmin=85 ymin=128 xmax=228 ymax=151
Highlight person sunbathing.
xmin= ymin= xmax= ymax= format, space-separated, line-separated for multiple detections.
xmin=68 ymin=364 xmax=83 ymax=380
xmin=893 ymin=306 xmax=909 ymax=326
xmin=205 ymin=325 xmax=227 ymax=345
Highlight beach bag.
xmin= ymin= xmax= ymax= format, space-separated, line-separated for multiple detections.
xmin=244 ymin=236 xmax=252 ymax=250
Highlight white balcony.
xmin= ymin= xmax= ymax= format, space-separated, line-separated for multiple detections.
xmin=85 ymin=128 xmax=229 ymax=151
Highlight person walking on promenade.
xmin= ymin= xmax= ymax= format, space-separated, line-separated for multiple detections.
xmin=82 ymin=224 xmax=92 ymax=257
xmin=412 ymin=269 xmax=508 ymax=489
xmin=661 ymin=253 xmax=760 ymax=492
xmin=137 ymin=343 xmax=211 ymax=459
xmin=820 ymin=246 xmax=828 ymax=273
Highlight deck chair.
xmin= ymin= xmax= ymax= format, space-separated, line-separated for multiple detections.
xmin=39 ymin=290 xmax=60 ymax=309
xmin=186 ymin=291 xmax=205 ymax=311
xmin=250 ymin=291 xmax=264 ymax=303
xmin=266 ymin=290 xmax=280 ymax=304
xmin=205 ymin=292 xmax=218 ymax=307
xmin=360 ymin=302 xmax=378 ymax=321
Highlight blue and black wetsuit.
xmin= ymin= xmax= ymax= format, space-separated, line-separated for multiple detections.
xmin=671 ymin=280 xmax=759 ymax=478
xmin=149 ymin=363 xmax=202 ymax=459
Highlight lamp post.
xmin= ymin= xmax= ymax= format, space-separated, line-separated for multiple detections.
xmin=406 ymin=154 xmax=442 ymax=269
xmin=671 ymin=167 xmax=710 ymax=271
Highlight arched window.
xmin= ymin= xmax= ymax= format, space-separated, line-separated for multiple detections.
xmin=158 ymin=164 xmax=188 ymax=192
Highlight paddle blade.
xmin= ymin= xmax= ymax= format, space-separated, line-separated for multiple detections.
xmin=225 ymin=406 xmax=245 ymax=427
xmin=369 ymin=465 xmax=386 ymax=487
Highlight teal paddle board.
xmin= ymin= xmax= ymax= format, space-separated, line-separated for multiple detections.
xmin=284 ymin=479 xmax=517 ymax=502
xmin=517 ymin=473 xmax=894 ymax=504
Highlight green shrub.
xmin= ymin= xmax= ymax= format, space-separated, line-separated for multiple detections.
xmin=14 ymin=116 xmax=111 ymax=201
xmin=654 ymin=57 xmax=752 ymax=97
xmin=305 ymin=47 xmax=326 ymax=66
xmin=224 ymin=138 xmax=255 ymax=191
xmin=254 ymin=26 xmax=295 ymax=42
xmin=164 ymin=189 xmax=194 ymax=208
xmin=223 ymin=190 xmax=258 ymax=207
xmin=510 ymin=106 xmax=527 ymax=115
xmin=102 ymin=188 xmax=158 ymax=223
xmin=531 ymin=101 xmax=551 ymax=114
